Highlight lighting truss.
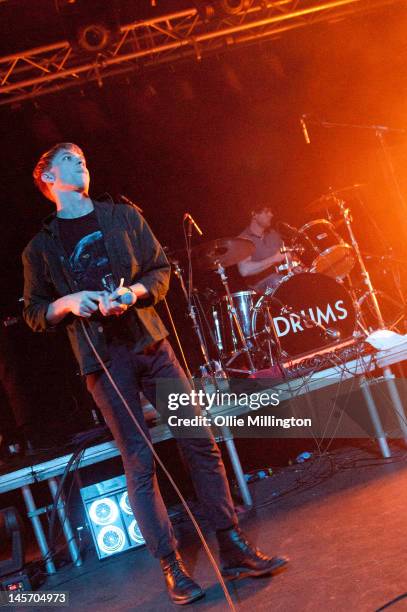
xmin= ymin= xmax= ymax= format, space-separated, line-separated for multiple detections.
xmin=0 ymin=0 xmax=403 ymax=106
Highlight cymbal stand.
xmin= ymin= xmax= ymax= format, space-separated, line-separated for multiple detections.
xmin=337 ymin=196 xmax=386 ymax=330
xmin=344 ymin=274 xmax=370 ymax=336
xmin=335 ymin=199 xmax=407 ymax=446
xmin=215 ymin=262 xmax=257 ymax=374
xmin=308 ymin=118 xmax=407 ymax=445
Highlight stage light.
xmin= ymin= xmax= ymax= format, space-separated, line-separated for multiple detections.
xmin=202 ymin=0 xmax=254 ymax=18
xmin=77 ymin=23 xmax=111 ymax=52
xmin=97 ymin=525 xmax=126 ymax=555
xmin=56 ymin=0 xmax=120 ymax=53
xmin=0 ymin=507 xmax=32 ymax=592
xmin=119 ymin=491 xmax=132 ymax=516
xmin=128 ymin=520 xmax=145 ymax=545
xmin=88 ymin=498 xmax=119 ymax=526
xmin=80 ymin=475 xmax=145 ymax=560
xmin=217 ymin=0 xmax=254 ymax=15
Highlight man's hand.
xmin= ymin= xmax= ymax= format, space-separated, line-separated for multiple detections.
xmin=46 ymin=290 xmax=103 ymax=325
xmin=99 ymin=286 xmax=137 ymax=317
xmin=271 ymin=251 xmax=286 ymax=265
xmin=65 ymin=291 xmax=104 ymax=317
xmin=238 ymin=250 xmax=286 ymax=277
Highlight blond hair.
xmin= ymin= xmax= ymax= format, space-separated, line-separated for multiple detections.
xmin=33 ymin=142 xmax=84 ymax=201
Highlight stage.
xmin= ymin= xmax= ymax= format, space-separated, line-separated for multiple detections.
xmin=14 ymin=444 xmax=407 ymax=612
xmin=2 ymin=1 xmax=407 ymax=609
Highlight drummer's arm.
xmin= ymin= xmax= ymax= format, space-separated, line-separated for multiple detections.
xmin=238 ymin=252 xmax=284 ymax=277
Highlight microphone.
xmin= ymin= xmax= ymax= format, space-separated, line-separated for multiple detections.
xmin=183 ymin=213 xmax=203 ymax=236
xmin=324 ymin=328 xmax=341 ymax=340
xmin=281 ymin=306 xmax=340 ymax=340
xmin=102 ymin=273 xmax=135 ymax=305
xmin=116 ymin=291 xmax=134 ymax=305
xmin=300 ymin=116 xmax=311 ymax=144
xmin=301 ymin=314 xmax=341 ymax=340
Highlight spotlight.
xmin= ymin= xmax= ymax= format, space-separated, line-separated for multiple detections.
xmin=128 ymin=520 xmax=145 ymax=545
xmin=119 ymin=492 xmax=132 ymax=516
xmin=56 ymin=0 xmax=120 ymax=53
xmin=77 ymin=23 xmax=111 ymax=52
xmin=80 ymin=475 xmax=145 ymax=560
xmin=217 ymin=0 xmax=254 ymax=15
xmin=97 ymin=525 xmax=126 ymax=555
xmin=88 ymin=498 xmax=119 ymax=526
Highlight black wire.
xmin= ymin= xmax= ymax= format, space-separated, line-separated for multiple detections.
xmin=47 ymin=447 xmax=87 ymax=556
xmin=375 ymin=592 xmax=407 ymax=611
xmin=29 ymin=428 xmax=111 ymax=572
xmin=253 ymin=443 xmax=407 ymax=513
xmin=25 ymin=460 xmax=88 ymax=583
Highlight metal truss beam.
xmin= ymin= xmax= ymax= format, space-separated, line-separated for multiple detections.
xmin=0 ymin=0 xmax=403 ymax=106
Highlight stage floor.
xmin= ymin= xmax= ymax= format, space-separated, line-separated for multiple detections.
xmin=20 ymin=444 xmax=407 ymax=611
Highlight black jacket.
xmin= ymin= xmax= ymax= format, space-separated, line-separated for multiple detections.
xmin=22 ymin=201 xmax=170 ymax=374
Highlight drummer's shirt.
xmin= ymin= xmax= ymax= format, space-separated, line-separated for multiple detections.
xmin=238 ymin=227 xmax=283 ymax=293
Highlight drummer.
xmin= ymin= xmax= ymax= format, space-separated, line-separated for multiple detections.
xmin=237 ymin=205 xmax=286 ymax=292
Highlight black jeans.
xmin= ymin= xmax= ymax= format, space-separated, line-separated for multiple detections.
xmin=86 ymin=338 xmax=237 ymax=558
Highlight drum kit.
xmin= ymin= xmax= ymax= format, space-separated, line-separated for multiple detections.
xmin=170 ymin=185 xmax=394 ymax=377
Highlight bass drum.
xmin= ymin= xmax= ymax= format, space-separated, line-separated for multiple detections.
xmin=252 ymin=272 xmax=356 ymax=358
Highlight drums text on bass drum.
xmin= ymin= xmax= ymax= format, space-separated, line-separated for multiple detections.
xmin=272 ymin=300 xmax=348 ymax=337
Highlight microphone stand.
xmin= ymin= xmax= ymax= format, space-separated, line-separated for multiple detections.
xmin=181 ymin=217 xmax=215 ymax=375
xmin=303 ymin=117 xmax=407 ymax=445
xmin=171 ymin=258 xmax=218 ymax=379
xmin=305 ymin=116 xmax=407 ymax=234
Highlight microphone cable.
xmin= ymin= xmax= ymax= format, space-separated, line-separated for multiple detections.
xmin=162 ymin=296 xmax=194 ymax=385
xmin=80 ymin=319 xmax=237 ymax=612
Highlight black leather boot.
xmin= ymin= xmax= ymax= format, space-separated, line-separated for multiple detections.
xmin=217 ymin=527 xmax=288 ymax=580
xmin=160 ymin=551 xmax=204 ymax=605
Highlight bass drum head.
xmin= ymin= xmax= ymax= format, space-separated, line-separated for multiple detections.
xmin=299 ymin=219 xmax=355 ymax=279
xmin=252 ymin=272 xmax=356 ymax=357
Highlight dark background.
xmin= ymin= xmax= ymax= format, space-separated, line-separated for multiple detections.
xmin=1 ymin=0 xmax=407 ymax=443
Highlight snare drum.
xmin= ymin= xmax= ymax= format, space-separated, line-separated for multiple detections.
xmin=298 ymin=219 xmax=355 ymax=279
xmin=212 ymin=290 xmax=256 ymax=356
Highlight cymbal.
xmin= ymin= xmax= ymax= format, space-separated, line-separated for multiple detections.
xmin=165 ymin=247 xmax=187 ymax=264
xmin=306 ymin=184 xmax=365 ymax=213
xmin=191 ymin=237 xmax=254 ymax=270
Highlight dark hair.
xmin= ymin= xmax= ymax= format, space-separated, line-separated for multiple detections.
xmin=33 ymin=142 xmax=84 ymax=201
xmin=251 ymin=205 xmax=272 ymax=216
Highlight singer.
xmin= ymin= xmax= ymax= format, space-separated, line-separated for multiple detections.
xmin=22 ymin=144 xmax=287 ymax=605
xmin=237 ymin=205 xmax=286 ymax=291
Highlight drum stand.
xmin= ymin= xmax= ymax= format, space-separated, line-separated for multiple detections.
xmin=337 ymin=197 xmax=386 ymax=330
xmin=215 ymin=262 xmax=257 ymax=374
xmin=172 ymin=260 xmax=215 ymax=375
xmin=336 ymin=198 xmax=407 ymax=444
xmin=171 ymin=256 xmax=256 ymax=375
xmin=171 ymin=261 xmax=254 ymax=506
